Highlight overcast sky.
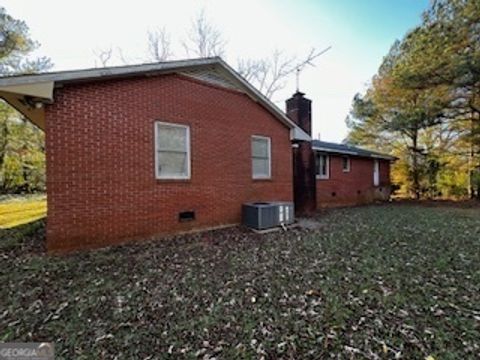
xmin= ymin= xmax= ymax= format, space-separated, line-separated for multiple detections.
xmin=3 ymin=0 xmax=429 ymax=142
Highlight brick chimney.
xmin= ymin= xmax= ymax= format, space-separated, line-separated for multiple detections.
xmin=286 ymin=91 xmax=316 ymax=215
xmin=286 ymin=91 xmax=312 ymax=135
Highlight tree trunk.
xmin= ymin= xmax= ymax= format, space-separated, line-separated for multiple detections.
xmin=0 ymin=120 xmax=9 ymax=192
xmin=412 ymin=129 xmax=420 ymax=200
xmin=472 ymin=110 xmax=480 ymax=199
xmin=468 ymin=115 xmax=474 ymax=199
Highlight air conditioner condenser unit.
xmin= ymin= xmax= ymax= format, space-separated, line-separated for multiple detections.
xmin=242 ymin=202 xmax=294 ymax=230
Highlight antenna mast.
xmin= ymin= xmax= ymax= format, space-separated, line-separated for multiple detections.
xmin=296 ymin=68 xmax=301 ymax=92
xmin=295 ymin=45 xmax=331 ymax=92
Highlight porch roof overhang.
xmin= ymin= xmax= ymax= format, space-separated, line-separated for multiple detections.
xmin=0 ymin=81 xmax=54 ymax=129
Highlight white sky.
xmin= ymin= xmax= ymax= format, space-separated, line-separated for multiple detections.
xmin=3 ymin=0 xmax=426 ymax=142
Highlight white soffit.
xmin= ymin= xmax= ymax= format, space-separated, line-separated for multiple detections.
xmin=180 ymin=66 xmax=239 ymax=90
xmin=291 ymin=127 xmax=311 ymax=141
xmin=0 ymin=82 xmax=54 ymax=129
xmin=0 ymin=82 xmax=54 ymax=100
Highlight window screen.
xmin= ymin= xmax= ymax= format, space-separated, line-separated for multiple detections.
xmin=252 ymin=136 xmax=271 ymax=179
xmin=155 ymin=122 xmax=190 ymax=179
xmin=315 ymin=153 xmax=329 ymax=179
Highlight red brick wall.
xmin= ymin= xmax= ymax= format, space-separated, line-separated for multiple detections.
xmin=45 ymin=74 xmax=293 ymax=252
xmin=316 ymin=155 xmax=391 ymax=207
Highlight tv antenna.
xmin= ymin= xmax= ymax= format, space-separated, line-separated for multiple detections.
xmin=296 ymin=46 xmax=332 ymax=92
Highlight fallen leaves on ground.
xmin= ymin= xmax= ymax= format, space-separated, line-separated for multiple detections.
xmin=1 ymin=204 xmax=479 ymax=359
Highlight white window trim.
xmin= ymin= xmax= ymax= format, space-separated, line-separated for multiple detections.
xmin=342 ymin=156 xmax=351 ymax=172
xmin=316 ymin=153 xmax=330 ymax=180
xmin=251 ymin=135 xmax=272 ymax=179
xmin=154 ymin=121 xmax=191 ymax=180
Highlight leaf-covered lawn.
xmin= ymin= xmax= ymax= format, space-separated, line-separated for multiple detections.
xmin=1 ymin=204 xmax=479 ymax=359
xmin=0 ymin=195 xmax=46 ymax=229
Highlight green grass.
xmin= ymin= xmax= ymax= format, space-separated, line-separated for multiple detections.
xmin=0 ymin=195 xmax=46 ymax=229
xmin=1 ymin=204 xmax=479 ymax=358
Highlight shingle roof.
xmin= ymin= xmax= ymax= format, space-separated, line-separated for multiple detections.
xmin=312 ymin=140 xmax=396 ymax=160
xmin=0 ymin=57 xmax=311 ymax=140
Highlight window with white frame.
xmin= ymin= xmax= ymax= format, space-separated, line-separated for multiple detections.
xmin=155 ymin=121 xmax=190 ymax=179
xmin=315 ymin=152 xmax=329 ymax=179
xmin=251 ymin=136 xmax=271 ymax=179
xmin=342 ymin=156 xmax=351 ymax=172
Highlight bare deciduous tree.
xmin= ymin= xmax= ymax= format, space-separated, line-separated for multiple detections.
xmin=183 ymin=10 xmax=226 ymax=58
xmin=116 ymin=47 xmax=133 ymax=65
xmin=93 ymin=47 xmax=113 ymax=67
xmin=95 ymin=11 xmax=329 ymax=99
xmin=147 ymin=27 xmax=172 ymax=62
xmin=237 ymin=47 xmax=331 ymax=99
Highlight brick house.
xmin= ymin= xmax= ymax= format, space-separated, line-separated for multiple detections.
xmin=311 ymin=140 xmax=393 ymax=207
xmin=0 ymin=57 xmax=393 ymax=252
xmin=287 ymin=91 xmax=394 ymax=212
